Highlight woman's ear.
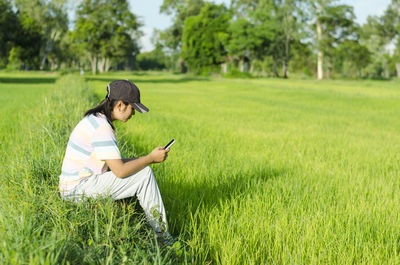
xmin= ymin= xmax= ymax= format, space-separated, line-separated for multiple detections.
xmin=115 ymin=100 xmax=127 ymax=112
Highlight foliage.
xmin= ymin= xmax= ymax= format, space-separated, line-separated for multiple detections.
xmin=333 ymin=40 xmax=371 ymax=78
xmin=0 ymin=0 xmax=19 ymax=68
xmin=159 ymin=0 xmax=205 ymax=51
xmin=380 ymin=0 xmax=400 ymax=77
xmin=72 ymin=0 xmax=141 ymax=74
xmin=289 ymin=40 xmax=315 ymax=77
xmin=226 ymin=0 xmax=308 ymax=77
xmin=181 ymin=3 xmax=229 ymax=73
xmin=0 ymin=0 xmax=399 ymax=77
xmin=307 ymin=0 xmax=360 ymax=79
xmin=13 ymin=0 xmax=70 ymax=70
xmin=0 ymin=0 xmax=44 ymax=69
xmin=137 ymin=44 xmax=168 ymax=70
xmin=317 ymin=4 xmax=358 ymax=52
xmin=158 ymin=0 xmax=205 ymax=72
xmin=223 ymin=67 xmax=253 ymax=78
xmin=226 ymin=18 xmax=274 ymax=72
xmin=6 ymin=47 xmax=23 ymax=70
xmin=16 ymin=13 xmax=43 ymax=69
xmin=229 ymin=0 xmax=279 ymax=74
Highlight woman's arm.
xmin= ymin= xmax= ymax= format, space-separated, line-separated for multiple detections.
xmin=122 ymin=158 xmax=136 ymax=163
xmin=106 ymin=147 xmax=169 ymax=178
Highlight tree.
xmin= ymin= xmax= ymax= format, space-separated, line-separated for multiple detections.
xmin=0 ymin=0 xmax=20 ymax=68
xmin=73 ymin=0 xmax=141 ymax=74
xmin=333 ymin=40 xmax=371 ymax=77
xmin=16 ymin=14 xmax=43 ymax=69
xmin=160 ymin=0 xmax=205 ymax=50
xmin=0 ymin=1 xmax=43 ymax=70
xmin=274 ymin=0 xmax=307 ymax=78
xmin=14 ymin=0 xmax=69 ymax=70
xmin=137 ymin=43 xmax=168 ymax=70
xmin=159 ymin=0 xmax=205 ymax=72
xmin=289 ymin=40 xmax=315 ymax=76
xmin=359 ymin=16 xmax=390 ymax=78
xmin=308 ymin=0 xmax=357 ymax=79
xmin=229 ymin=0 xmax=280 ymax=76
xmin=226 ymin=18 xmax=265 ymax=73
xmin=380 ymin=0 xmax=400 ymax=77
xmin=180 ymin=3 xmax=229 ymax=73
xmin=229 ymin=0 xmax=306 ymax=77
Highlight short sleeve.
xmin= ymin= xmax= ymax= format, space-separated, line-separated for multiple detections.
xmin=92 ymin=124 xmax=121 ymax=160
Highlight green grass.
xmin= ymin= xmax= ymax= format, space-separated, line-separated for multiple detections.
xmin=1 ymin=71 xmax=400 ymax=264
xmin=0 ymin=73 xmax=180 ymax=264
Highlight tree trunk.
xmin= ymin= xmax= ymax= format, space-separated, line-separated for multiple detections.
xmin=89 ymin=55 xmax=97 ymax=75
xmin=98 ymin=57 xmax=111 ymax=72
xmin=273 ymin=57 xmax=279 ymax=78
xmin=326 ymin=60 xmax=332 ymax=79
xmin=239 ymin=60 xmax=244 ymax=72
xmin=221 ymin=63 xmax=228 ymax=74
xmin=283 ymin=35 xmax=290 ymax=79
xmin=40 ymin=30 xmax=61 ymax=70
xmin=105 ymin=58 xmax=111 ymax=72
xmin=40 ymin=40 xmax=52 ymax=70
xmin=98 ymin=57 xmax=105 ymax=73
xmin=40 ymin=52 xmax=47 ymax=70
xmin=396 ymin=63 xmax=400 ymax=78
xmin=49 ymin=58 xmax=57 ymax=70
xmin=178 ymin=57 xmax=187 ymax=73
xmin=316 ymin=17 xmax=323 ymax=80
xmin=243 ymin=57 xmax=250 ymax=72
xmin=384 ymin=66 xmax=390 ymax=79
xmin=283 ymin=64 xmax=289 ymax=78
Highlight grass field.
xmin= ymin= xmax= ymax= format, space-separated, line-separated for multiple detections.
xmin=1 ymin=71 xmax=400 ymax=264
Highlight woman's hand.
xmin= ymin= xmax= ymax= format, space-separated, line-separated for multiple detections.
xmin=148 ymin=146 xmax=170 ymax=163
xmin=106 ymin=147 xmax=170 ymax=178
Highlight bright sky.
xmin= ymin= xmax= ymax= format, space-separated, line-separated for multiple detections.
xmin=128 ymin=0 xmax=392 ymax=52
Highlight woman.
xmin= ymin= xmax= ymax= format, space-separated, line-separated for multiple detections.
xmin=59 ymin=79 xmax=171 ymax=240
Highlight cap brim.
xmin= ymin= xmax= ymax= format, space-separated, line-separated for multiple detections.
xmin=131 ymin=102 xmax=149 ymax=113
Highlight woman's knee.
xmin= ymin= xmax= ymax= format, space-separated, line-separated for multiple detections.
xmin=139 ymin=166 xmax=154 ymax=182
xmin=144 ymin=165 xmax=153 ymax=173
xmin=126 ymin=165 xmax=152 ymax=178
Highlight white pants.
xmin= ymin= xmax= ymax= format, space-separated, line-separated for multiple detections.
xmin=72 ymin=166 xmax=168 ymax=234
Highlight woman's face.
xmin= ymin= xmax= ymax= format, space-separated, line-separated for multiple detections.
xmin=112 ymin=101 xmax=135 ymax=122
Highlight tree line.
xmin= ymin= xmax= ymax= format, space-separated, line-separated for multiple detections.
xmin=0 ymin=0 xmax=142 ymax=73
xmin=0 ymin=0 xmax=399 ymax=79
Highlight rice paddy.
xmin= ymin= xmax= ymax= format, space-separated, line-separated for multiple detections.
xmin=1 ymin=71 xmax=400 ymax=264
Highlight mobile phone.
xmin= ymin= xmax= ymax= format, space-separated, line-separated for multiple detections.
xmin=164 ymin=138 xmax=175 ymax=150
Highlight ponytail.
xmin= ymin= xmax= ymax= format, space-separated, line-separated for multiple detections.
xmin=84 ymin=99 xmax=117 ymax=130
xmin=84 ymin=99 xmax=130 ymax=130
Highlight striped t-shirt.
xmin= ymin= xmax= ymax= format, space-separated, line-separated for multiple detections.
xmin=59 ymin=113 xmax=121 ymax=196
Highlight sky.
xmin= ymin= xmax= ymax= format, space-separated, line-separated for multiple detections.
xmin=128 ymin=0 xmax=392 ymax=52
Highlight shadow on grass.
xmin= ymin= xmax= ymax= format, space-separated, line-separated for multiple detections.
xmin=176 ymin=167 xmax=284 ymax=208
xmin=29 ymin=163 xmax=178 ymax=264
xmin=0 ymin=77 xmax=57 ymax=84
xmin=85 ymin=76 xmax=210 ymax=84
xmin=165 ymin=165 xmax=287 ymax=234
xmin=27 ymin=115 xmax=280 ymax=264
xmin=117 ymin=134 xmax=287 ymax=233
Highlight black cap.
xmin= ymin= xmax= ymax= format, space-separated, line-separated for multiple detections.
xmin=106 ymin=80 xmax=149 ymax=113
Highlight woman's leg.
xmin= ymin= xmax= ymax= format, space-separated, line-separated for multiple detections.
xmin=75 ymin=166 xmax=168 ymax=234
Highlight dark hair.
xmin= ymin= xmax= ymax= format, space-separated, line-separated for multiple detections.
xmin=84 ymin=99 xmax=129 ymax=130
